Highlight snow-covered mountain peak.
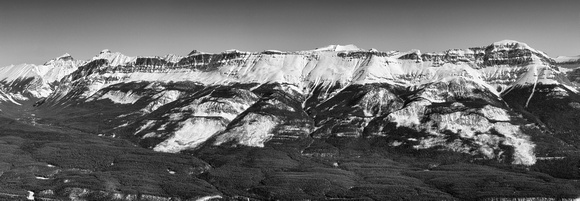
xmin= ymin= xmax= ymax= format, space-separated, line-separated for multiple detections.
xmin=160 ymin=54 xmax=183 ymax=63
xmin=43 ymin=53 xmax=75 ymax=65
xmin=0 ymin=52 xmax=84 ymax=99
xmin=554 ymin=55 xmax=580 ymax=63
xmin=55 ymin=53 xmax=73 ymax=61
xmin=92 ymin=49 xmax=136 ymax=67
xmin=492 ymin=39 xmax=529 ymax=47
xmin=411 ymin=49 xmax=421 ymax=55
xmin=188 ymin=50 xmax=200 ymax=56
xmin=490 ymin=40 xmax=536 ymax=53
xmin=223 ymin=49 xmax=246 ymax=54
xmin=100 ymin=49 xmax=111 ymax=54
xmin=313 ymin=44 xmax=362 ymax=52
xmin=395 ymin=49 xmax=422 ymax=60
xmin=445 ymin=48 xmax=473 ymax=55
xmin=188 ymin=50 xmax=210 ymax=56
xmin=263 ymin=49 xmax=283 ymax=53
xmin=489 ymin=39 xmax=551 ymax=59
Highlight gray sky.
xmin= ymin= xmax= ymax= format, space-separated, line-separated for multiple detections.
xmin=1 ymin=0 xmax=579 ymax=66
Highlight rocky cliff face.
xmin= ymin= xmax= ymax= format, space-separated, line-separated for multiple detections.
xmin=1 ymin=40 xmax=579 ymax=167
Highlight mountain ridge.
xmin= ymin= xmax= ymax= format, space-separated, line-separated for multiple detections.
xmin=5 ymin=40 xmax=577 ymax=67
xmin=1 ymin=39 xmax=579 ymax=166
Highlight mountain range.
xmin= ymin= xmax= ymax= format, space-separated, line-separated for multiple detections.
xmin=2 ymin=40 xmax=580 ymax=200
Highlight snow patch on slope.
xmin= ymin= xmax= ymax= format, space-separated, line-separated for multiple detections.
xmin=387 ymin=100 xmax=430 ymax=128
xmin=411 ymin=109 xmax=536 ymax=165
xmin=383 ymin=78 xmax=536 ymax=165
xmin=196 ymin=195 xmax=223 ymax=201
xmin=479 ymin=105 xmax=511 ymax=121
xmin=142 ymin=90 xmax=182 ymax=113
xmin=214 ymin=113 xmax=280 ymax=147
xmin=133 ymin=88 xmax=261 ymax=152
xmin=92 ymin=90 xmax=142 ymax=104
xmin=153 ymin=118 xmax=226 ymax=153
xmin=494 ymin=122 xmax=536 ymax=165
xmin=0 ymin=90 xmax=22 ymax=105
xmin=136 ymin=120 xmax=156 ymax=134
xmin=511 ymin=64 xmax=559 ymax=86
